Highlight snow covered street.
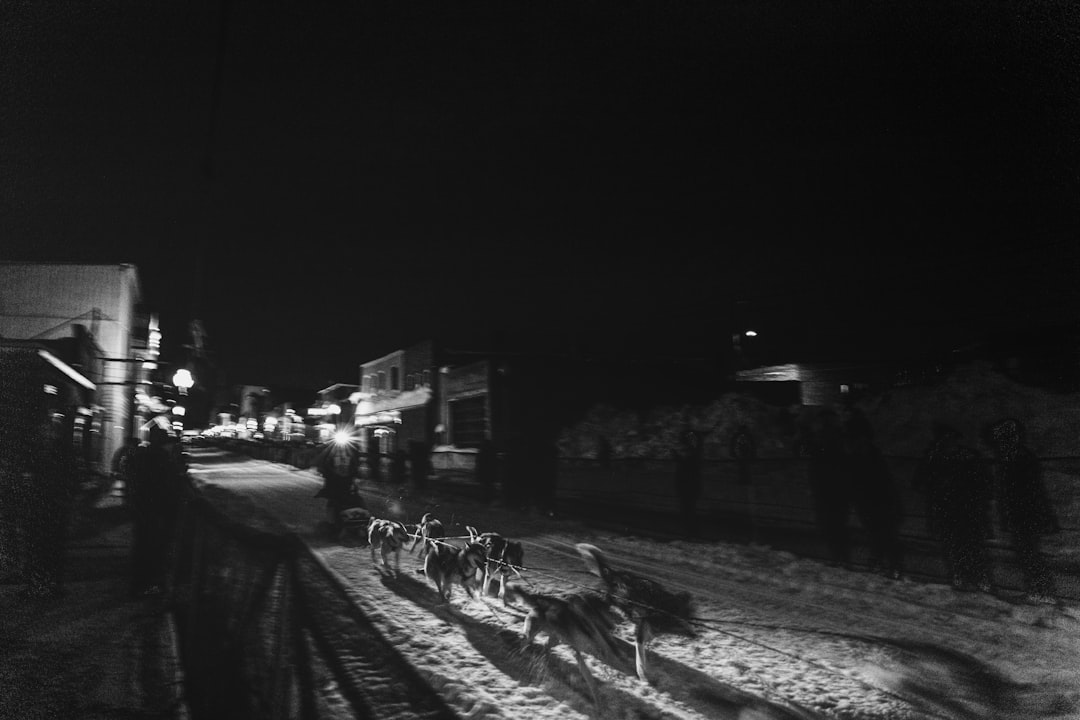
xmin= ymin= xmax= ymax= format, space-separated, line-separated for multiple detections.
xmin=189 ymin=449 xmax=1080 ymax=719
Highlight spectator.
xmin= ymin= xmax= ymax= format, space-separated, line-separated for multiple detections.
xmin=129 ymin=424 xmax=183 ymax=597
xmin=804 ymin=409 xmax=852 ymax=567
xmin=730 ymin=424 xmax=756 ymax=486
xmin=315 ymin=434 xmax=361 ymax=530
xmin=913 ymin=424 xmax=994 ymax=592
xmin=987 ymin=418 xmax=1059 ymax=604
xmin=673 ymin=423 xmax=703 ymax=538
xmin=843 ymin=412 xmax=905 ymax=580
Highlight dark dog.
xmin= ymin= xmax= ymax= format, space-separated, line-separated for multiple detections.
xmin=423 ymin=539 xmax=487 ymax=603
xmin=367 ymin=518 xmax=410 ymax=574
xmin=466 ymin=525 xmax=525 ymax=603
xmin=504 ymin=583 xmax=627 ymax=705
xmin=408 ymin=512 xmax=445 ymax=562
xmin=576 ymin=543 xmax=695 ymax=682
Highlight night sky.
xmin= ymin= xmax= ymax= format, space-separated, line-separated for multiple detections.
xmin=3 ymin=1 xmax=1079 ymax=389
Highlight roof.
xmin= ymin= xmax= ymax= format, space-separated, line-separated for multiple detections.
xmin=735 ymin=361 xmax=900 ymax=384
xmin=317 ymin=382 xmax=360 ymax=395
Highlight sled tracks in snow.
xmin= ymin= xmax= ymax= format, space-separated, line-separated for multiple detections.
xmin=172 ymin=486 xmax=460 ymax=720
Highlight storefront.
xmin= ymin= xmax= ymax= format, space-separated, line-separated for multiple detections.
xmin=0 ymin=340 xmax=100 ymax=467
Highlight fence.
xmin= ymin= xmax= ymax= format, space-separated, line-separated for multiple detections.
xmin=169 ymin=485 xmax=459 ymax=720
xmin=555 ymin=455 xmax=1080 ymax=543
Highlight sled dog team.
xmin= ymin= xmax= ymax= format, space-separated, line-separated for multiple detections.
xmin=354 ymin=509 xmax=695 ymax=702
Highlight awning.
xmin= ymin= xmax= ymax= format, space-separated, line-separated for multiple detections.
xmin=37 ymin=349 xmax=96 ymax=390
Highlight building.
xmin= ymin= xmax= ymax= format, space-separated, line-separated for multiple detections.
xmin=0 ymin=262 xmax=151 ymax=469
xmin=440 ymin=359 xmax=494 ymax=448
xmin=734 ymin=362 xmax=905 ymax=406
xmin=354 ymin=341 xmax=435 ymax=455
xmin=0 ymin=337 xmax=100 ymax=467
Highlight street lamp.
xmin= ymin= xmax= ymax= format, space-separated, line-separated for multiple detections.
xmin=173 ymin=368 xmax=194 ymax=396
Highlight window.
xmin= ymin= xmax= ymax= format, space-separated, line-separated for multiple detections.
xmin=391 ymin=366 xmax=400 ymax=390
xmin=449 ymin=395 xmax=486 ymax=448
xmin=378 ymin=371 xmax=386 ymax=390
xmin=405 ymin=373 xmax=415 ymax=391
xmin=422 ymin=369 xmax=431 ymax=387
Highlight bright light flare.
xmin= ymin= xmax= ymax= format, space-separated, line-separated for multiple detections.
xmin=333 ymin=430 xmax=353 ymax=446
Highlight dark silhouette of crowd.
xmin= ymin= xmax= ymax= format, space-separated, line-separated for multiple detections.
xmin=986 ymin=418 xmax=1060 ymax=603
xmin=912 ymin=424 xmax=994 ymax=592
xmin=843 ymin=407 xmax=905 ymax=580
xmin=797 ymin=403 xmax=1064 ymax=604
xmin=803 ymin=404 xmax=906 ymax=579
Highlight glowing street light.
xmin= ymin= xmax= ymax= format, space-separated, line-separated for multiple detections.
xmin=173 ymin=368 xmax=194 ymax=396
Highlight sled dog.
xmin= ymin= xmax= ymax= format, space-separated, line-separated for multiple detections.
xmin=575 ymin=543 xmax=695 ymax=682
xmin=408 ymin=512 xmax=446 ymax=562
xmin=466 ymin=525 xmax=525 ymax=602
xmin=504 ymin=583 xmax=627 ymax=705
xmin=367 ymin=518 xmax=410 ymax=573
xmin=423 ymin=538 xmax=487 ymax=602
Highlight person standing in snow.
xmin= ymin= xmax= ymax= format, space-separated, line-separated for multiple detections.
xmin=673 ymin=423 xmax=703 ymax=538
xmin=730 ymin=425 xmax=756 ymax=486
xmin=987 ymin=418 xmax=1059 ymax=603
xmin=804 ymin=409 xmax=852 ymax=567
xmin=914 ymin=424 xmax=993 ymax=591
xmin=843 ymin=410 xmax=905 ymax=579
xmin=129 ymin=424 xmax=183 ymax=597
xmin=315 ymin=433 xmax=362 ymax=532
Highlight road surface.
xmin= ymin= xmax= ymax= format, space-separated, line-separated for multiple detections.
xmin=185 ymin=447 xmax=1080 ymax=720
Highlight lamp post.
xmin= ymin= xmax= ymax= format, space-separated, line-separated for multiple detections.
xmin=173 ymin=368 xmax=194 ymax=396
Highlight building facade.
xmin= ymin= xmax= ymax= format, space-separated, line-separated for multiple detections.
xmin=0 ymin=337 xmax=101 ymax=468
xmin=0 ymin=262 xmax=150 ymax=469
xmin=354 ymin=340 xmax=435 ymax=454
xmin=440 ymin=359 xmax=493 ymax=448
